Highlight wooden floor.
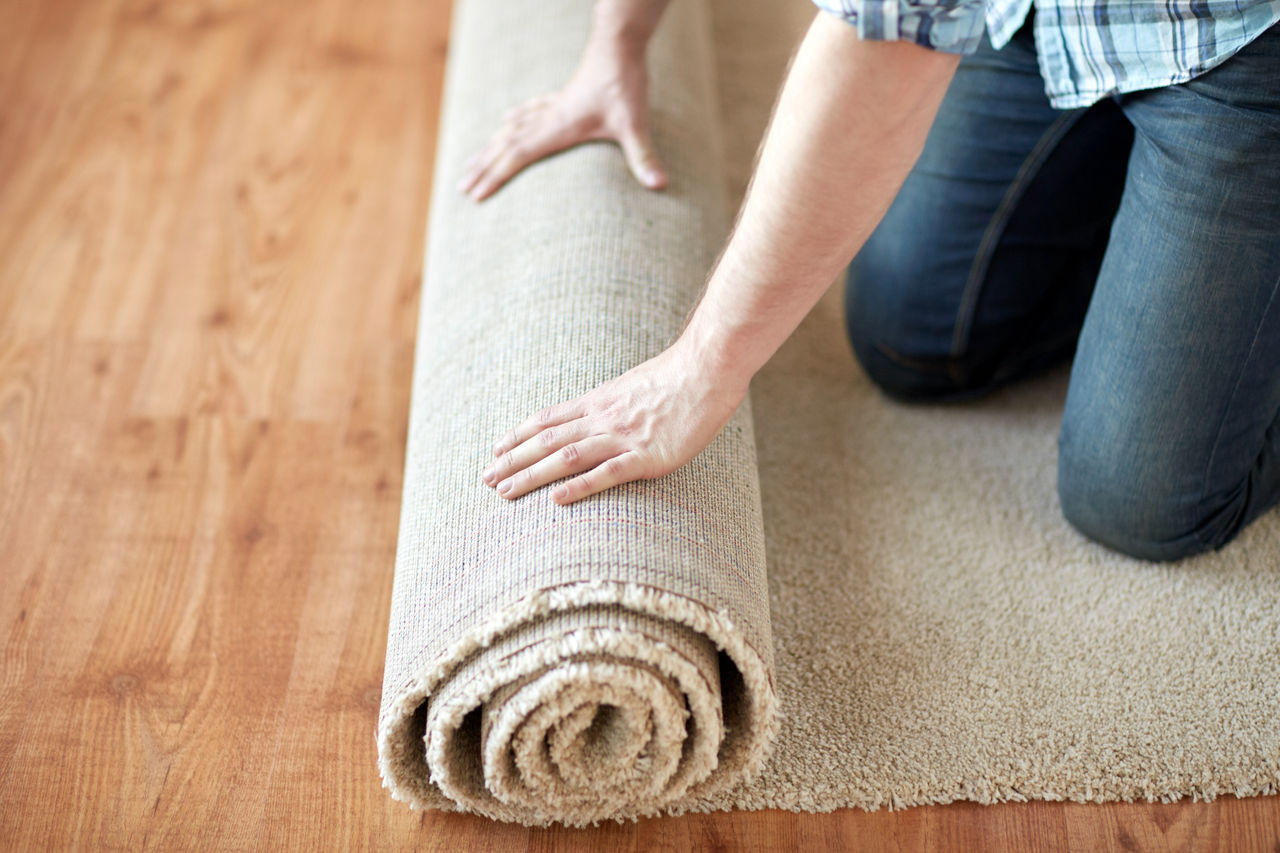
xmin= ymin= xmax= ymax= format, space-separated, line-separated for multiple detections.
xmin=0 ymin=0 xmax=1276 ymax=849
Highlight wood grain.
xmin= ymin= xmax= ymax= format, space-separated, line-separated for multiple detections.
xmin=0 ymin=0 xmax=1275 ymax=849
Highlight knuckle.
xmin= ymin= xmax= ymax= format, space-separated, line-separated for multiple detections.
xmin=604 ymin=456 xmax=627 ymax=478
xmin=559 ymin=443 xmax=580 ymax=465
xmin=538 ymin=428 xmax=558 ymax=448
xmin=535 ymin=407 xmax=556 ymax=427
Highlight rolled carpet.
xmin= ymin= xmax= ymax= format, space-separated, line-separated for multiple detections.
xmin=377 ymin=0 xmax=777 ymax=825
xmin=381 ymin=0 xmax=1280 ymax=827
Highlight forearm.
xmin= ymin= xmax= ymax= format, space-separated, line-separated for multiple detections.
xmin=681 ymin=13 xmax=960 ymax=387
xmin=589 ymin=0 xmax=671 ymax=56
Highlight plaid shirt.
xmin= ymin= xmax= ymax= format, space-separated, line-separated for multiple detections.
xmin=813 ymin=0 xmax=1280 ymax=108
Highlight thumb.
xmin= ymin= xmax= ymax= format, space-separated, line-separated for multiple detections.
xmin=618 ymin=126 xmax=667 ymax=190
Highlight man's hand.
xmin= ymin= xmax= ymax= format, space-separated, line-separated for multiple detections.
xmin=459 ymin=4 xmax=669 ymax=202
xmin=482 ymin=343 xmax=746 ymax=503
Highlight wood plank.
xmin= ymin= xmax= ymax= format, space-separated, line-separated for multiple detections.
xmin=0 ymin=0 xmax=1275 ymax=849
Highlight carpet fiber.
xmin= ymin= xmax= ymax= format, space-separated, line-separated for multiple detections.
xmin=378 ymin=0 xmax=1280 ymax=825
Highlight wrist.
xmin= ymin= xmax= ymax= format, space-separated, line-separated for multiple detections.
xmin=672 ymin=309 xmax=760 ymax=397
xmin=589 ymin=4 xmax=656 ymax=59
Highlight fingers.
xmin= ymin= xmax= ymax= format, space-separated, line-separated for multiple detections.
xmin=466 ymin=148 xmax=534 ymax=202
xmin=458 ymin=116 xmax=536 ymax=199
xmin=553 ymin=452 xmax=644 ymax=504
xmin=618 ymin=125 xmax=667 ymax=190
xmin=492 ymin=403 xmax=582 ymax=458
xmin=483 ymin=418 xmax=591 ymax=488
xmin=481 ymin=398 xmax=651 ymax=504
xmin=481 ymin=406 xmax=649 ymax=503
xmin=459 ymin=132 xmax=545 ymax=201
xmin=491 ymin=434 xmax=618 ymax=500
xmin=459 ymin=98 xmax=580 ymax=202
xmin=459 ymin=132 xmax=509 ymax=191
xmin=461 ymin=93 xmax=667 ymax=203
xmin=461 ymin=108 xmax=541 ymax=190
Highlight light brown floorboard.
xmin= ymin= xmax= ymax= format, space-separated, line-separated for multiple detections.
xmin=0 ymin=0 xmax=1276 ymax=849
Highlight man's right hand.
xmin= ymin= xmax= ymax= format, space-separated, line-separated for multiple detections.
xmin=458 ymin=7 xmax=669 ymax=202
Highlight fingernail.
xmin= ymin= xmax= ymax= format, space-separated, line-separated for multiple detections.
xmin=553 ymin=486 xmax=568 ymax=501
xmin=497 ymin=479 xmax=511 ymax=495
xmin=482 ymin=467 xmax=494 ymax=484
xmin=643 ymin=170 xmax=660 ymax=186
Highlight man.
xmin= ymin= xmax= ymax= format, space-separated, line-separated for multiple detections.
xmin=466 ymin=0 xmax=1280 ymax=561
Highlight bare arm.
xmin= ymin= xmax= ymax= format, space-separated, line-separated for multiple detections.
xmin=483 ymin=14 xmax=961 ymax=503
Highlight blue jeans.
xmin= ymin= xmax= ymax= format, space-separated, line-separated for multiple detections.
xmin=845 ymin=18 xmax=1280 ymax=561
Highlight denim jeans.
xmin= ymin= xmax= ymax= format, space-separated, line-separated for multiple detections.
xmin=845 ymin=18 xmax=1280 ymax=561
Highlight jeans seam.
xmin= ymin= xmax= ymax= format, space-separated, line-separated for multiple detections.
xmin=1194 ymin=269 xmax=1280 ymax=550
xmin=949 ymin=109 xmax=1087 ymax=359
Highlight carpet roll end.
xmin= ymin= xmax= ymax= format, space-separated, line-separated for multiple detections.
xmin=378 ymin=582 xmax=777 ymax=826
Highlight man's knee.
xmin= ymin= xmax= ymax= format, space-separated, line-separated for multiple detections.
xmin=847 ymin=329 xmax=983 ymax=402
xmin=1056 ymin=436 xmax=1246 ymax=562
xmin=845 ymin=262 xmax=989 ymax=403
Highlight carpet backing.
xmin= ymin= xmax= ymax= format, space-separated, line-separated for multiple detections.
xmin=378 ymin=0 xmax=1280 ymax=825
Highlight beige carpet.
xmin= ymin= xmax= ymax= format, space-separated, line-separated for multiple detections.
xmin=378 ymin=0 xmax=1280 ymax=825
